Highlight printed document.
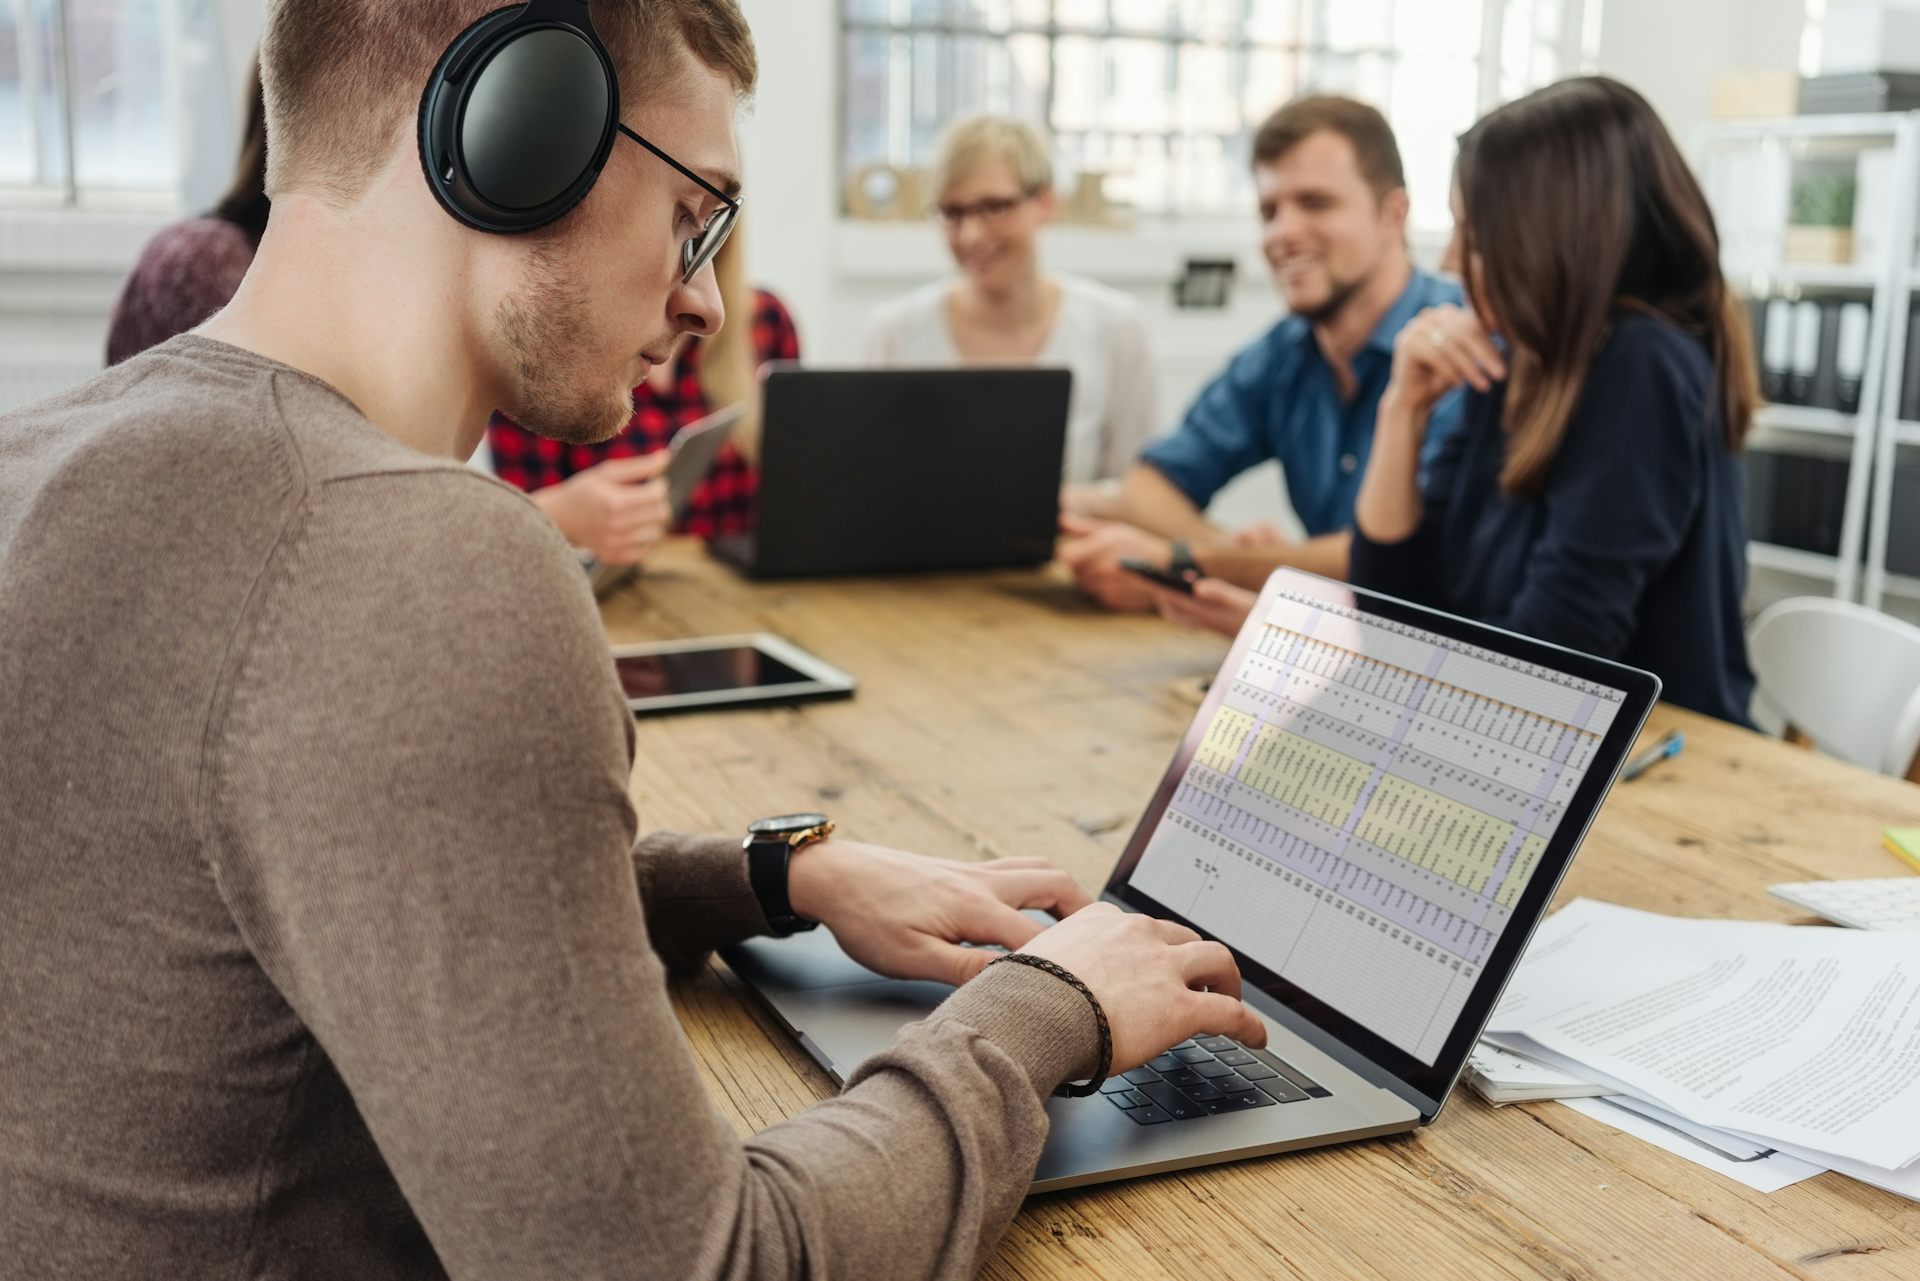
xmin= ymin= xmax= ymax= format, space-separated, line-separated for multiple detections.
xmin=1487 ymin=899 xmax=1920 ymax=1170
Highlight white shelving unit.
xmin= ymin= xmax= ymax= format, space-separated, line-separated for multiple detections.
xmin=1698 ymin=113 xmax=1920 ymax=610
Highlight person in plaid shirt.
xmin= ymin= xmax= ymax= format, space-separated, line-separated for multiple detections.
xmin=489 ymin=230 xmax=799 ymax=562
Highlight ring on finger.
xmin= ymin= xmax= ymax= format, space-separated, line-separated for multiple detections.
xmin=1427 ymin=328 xmax=1450 ymax=346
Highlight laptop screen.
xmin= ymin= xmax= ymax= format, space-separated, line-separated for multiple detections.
xmin=1107 ymin=570 xmax=1658 ymax=1104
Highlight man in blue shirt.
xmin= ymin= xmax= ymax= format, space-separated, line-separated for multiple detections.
xmin=1061 ymin=94 xmax=1464 ymax=608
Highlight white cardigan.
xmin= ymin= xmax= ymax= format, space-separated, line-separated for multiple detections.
xmin=863 ymin=274 xmax=1160 ymax=485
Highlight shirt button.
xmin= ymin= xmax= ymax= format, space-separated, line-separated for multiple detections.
xmin=1340 ymin=453 xmax=1358 ymax=474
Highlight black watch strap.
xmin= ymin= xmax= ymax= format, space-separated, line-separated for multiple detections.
xmin=1167 ymin=539 xmax=1200 ymax=578
xmin=746 ymin=833 xmax=822 ymax=936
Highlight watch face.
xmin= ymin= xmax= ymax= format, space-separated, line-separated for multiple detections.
xmin=748 ymin=813 xmax=829 ymax=835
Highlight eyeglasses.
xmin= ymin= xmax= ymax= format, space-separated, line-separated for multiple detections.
xmin=617 ymin=123 xmax=741 ymax=284
xmin=933 ymin=191 xmax=1034 ymax=229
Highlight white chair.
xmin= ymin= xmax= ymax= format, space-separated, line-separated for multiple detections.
xmin=1748 ymin=597 xmax=1920 ymax=777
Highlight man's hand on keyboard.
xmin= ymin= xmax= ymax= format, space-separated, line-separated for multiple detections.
xmin=787 ymin=842 xmax=1093 ymax=986
xmin=1016 ymin=903 xmax=1269 ymax=1070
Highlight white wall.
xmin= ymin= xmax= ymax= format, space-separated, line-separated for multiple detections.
xmin=1594 ymin=0 xmax=1806 ymax=147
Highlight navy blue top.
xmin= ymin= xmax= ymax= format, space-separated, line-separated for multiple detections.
xmin=1139 ymin=269 xmax=1465 ymax=536
xmin=1350 ymin=311 xmax=1756 ymax=726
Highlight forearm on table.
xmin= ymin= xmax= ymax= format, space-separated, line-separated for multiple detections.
xmin=1193 ymin=532 xmax=1352 ymax=588
xmin=630 ymin=830 xmax=770 ymax=974
xmin=1118 ymin=464 xmax=1219 ymax=541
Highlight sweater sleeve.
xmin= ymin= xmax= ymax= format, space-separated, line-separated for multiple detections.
xmin=628 ymin=828 xmax=770 ymax=975
xmin=209 ymin=467 xmax=1099 ymax=1281
xmin=1482 ymin=320 xmax=1707 ymax=658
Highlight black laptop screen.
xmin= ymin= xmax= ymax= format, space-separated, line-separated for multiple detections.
xmin=1106 ymin=570 xmax=1658 ymax=1106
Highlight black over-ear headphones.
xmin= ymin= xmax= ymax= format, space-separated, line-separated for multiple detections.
xmin=419 ymin=0 xmax=621 ymax=234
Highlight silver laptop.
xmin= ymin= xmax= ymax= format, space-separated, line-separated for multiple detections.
xmin=724 ymin=569 xmax=1660 ymax=1192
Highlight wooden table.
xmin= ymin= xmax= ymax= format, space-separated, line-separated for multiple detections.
xmin=604 ymin=541 xmax=1920 ymax=1281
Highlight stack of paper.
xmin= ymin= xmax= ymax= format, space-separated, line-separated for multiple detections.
xmin=1484 ymin=899 xmax=1920 ymax=1200
xmin=1465 ymin=1043 xmax=1609 ymax=1105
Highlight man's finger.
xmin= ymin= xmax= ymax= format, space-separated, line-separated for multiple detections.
xmin=1149 ymin=918 xmax=1203 ymax=947
xmin=1189 ymin=991 xmax=1269 ymax=1048
xmin=966 ymin=899 xmax=1050 ymax=952
xmin=1172 ymin=940 xmax=1243 ymax=1000
xmin=983 ymin=867 xmax=1094 ymax=917
xmin=596 ymin=452 xmax=671 ymax=482
xmin=948 ymin=942 xmax=998 ymax=986
xmin=1059 ymin=512 xmax=1102 ymax=537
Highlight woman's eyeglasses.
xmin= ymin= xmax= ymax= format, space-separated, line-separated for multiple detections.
xmin=933 ymin=191 xmax=1035 ymax=229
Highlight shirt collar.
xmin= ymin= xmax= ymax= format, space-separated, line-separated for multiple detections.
xmin=1362 ymin=268 xmax=1442 ymax=356
xmin=1274 ymin=268 xmax=1446 ymax=362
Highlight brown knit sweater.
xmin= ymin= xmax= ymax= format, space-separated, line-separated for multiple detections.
xmin=0 ymin=336 xmax=1097 ymax=1280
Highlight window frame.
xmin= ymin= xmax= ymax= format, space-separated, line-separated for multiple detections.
xmin=2 ymin=0 xmax=186 ymax=209
xmin=838 ymin=0 xmax=1599 ymax=223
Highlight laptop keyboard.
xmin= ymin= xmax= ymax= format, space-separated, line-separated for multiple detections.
xmin=1096 ymin=1037 xmax=1332 ymax=1124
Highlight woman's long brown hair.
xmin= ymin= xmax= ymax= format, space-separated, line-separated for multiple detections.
xmin=211 ymin=57 xmax=270 ymax=245
xmin=1456 ymin=76 xmax=1757 ymax=496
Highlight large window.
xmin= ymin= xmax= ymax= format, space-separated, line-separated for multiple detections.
xmin=1 ymin=0 xmax=179 ymax=200
xmin=842 ymin=0 xmax=1598 ymax=231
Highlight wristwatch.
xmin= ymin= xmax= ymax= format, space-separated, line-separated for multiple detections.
xmin=1167 ymin=539 xmax=1201 ymax=579
xmin=744 ymin=813 xmax=836 ymax=936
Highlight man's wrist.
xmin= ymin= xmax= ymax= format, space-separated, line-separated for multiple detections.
xmin=1166 ymin=539 xmax=1200 ymax=579
xmin=785 ymin=838 xmax=851 ymax=924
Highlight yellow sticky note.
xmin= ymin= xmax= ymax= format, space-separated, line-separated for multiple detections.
xmin=1882 ymin=828 xmax=1920 ymax=873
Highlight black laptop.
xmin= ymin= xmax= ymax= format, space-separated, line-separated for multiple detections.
xmin=709 ymin=365 xmax=1071 ymax=578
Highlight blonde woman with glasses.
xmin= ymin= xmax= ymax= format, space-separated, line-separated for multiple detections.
xmin=865 ymin=115 xmax=1157 ymax=516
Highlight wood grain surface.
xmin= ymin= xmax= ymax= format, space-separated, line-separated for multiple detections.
xmin=604 ymin=541 xmax=1920 ymax=1280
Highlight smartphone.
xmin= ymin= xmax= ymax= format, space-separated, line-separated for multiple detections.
xmin=666 ymin=402 xmax=745 ymax=519
xmin=1119 ymin=557 xmax=1197 ymax=595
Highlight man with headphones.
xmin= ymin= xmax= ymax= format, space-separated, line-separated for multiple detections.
xmin=0 ymin=2 xmax=1265 ymax=1277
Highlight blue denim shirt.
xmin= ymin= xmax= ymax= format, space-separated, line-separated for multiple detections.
xmin=1139 ymin=269 xmax=1466 ymax=536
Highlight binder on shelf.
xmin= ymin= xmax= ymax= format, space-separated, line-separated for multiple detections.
xmin=1810 ymin=299 xmax=1843 ymax=412
xmin=1836 ymin=301 xmax=1871 ymax=415
xmin=1888 ymin=461 xmax=1920 ymax=578
xmin=1763 ymin=296 xmax=1796 ymax=403
xmin=1744 ymin=447 xmax=1851 ymax=558
xmin=1903 ymin=299 xmax=1920 ymax=424
xmin=1786 ymin=299 xmax=1822 ymax=405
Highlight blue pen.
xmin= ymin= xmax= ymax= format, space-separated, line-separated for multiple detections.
xmin=1621 ymin=729 xmax=1684 ymax=781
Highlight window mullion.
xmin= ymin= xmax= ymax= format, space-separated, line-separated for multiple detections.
xmin=13 ymin=0 xmax=45 ymax=186
xmin=51 ymin=0 xmax=78 ymax=203
xmin=1476 ymin=0 xmax=1507 ymax=111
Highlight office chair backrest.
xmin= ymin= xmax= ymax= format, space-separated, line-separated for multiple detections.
xmin=1749 ymin=596 xmax=1920 ymax=776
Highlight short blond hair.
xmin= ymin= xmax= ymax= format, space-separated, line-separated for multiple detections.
xmin=261 ymin=0 xmax=756 ymax=203
xmin=930 ymin=115 xmax=1054 ymax=199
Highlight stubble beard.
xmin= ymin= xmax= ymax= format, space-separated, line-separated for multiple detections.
xmin=494 ymin=241 xmax=634 ymax=446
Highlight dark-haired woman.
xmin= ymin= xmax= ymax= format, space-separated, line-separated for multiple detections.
xmin=105 ymin=60 xmax=269 ymax=364
xmin=1351 ymin=75 xmax=1758 ymax=725
xmin=1150 ymin=76 xmax=1757 ymax=725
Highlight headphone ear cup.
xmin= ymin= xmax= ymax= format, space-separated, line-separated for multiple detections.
xmin=419 ymin=8 xmax=619 ymax=233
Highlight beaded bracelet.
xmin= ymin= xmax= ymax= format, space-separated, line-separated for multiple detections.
xmin=986 ymin=952 xmax=1114 ymax=1098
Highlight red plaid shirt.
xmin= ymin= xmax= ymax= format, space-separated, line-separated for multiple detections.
xmin=487 ymin=289 xmax=800 ymax=537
